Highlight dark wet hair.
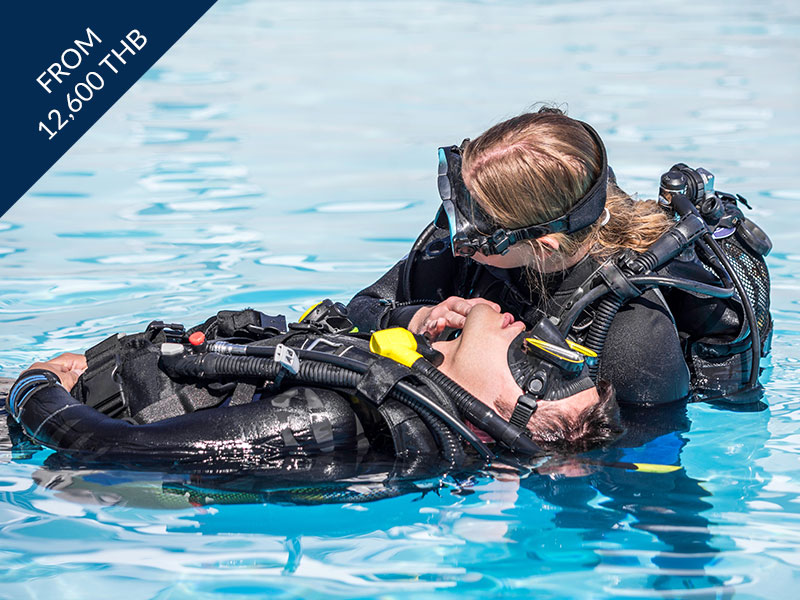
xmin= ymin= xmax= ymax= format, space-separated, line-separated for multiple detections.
xmin=528 ymin=380 xmax=624 ymax=453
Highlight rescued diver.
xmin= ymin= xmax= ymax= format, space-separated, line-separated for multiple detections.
xmin=7 ymin=302 xmax=623 ymax=466
xmin=348 ymin=107 xmax=773 ymax=406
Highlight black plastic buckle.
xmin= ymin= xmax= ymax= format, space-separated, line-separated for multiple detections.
xmin=146 ymin=321 xmax=187 ymax=343
xmin=600 ymin=258 xmax=642 ymax=299
xmin=490 ymin=230 xmax=511 ymax=255
xmin=509 ymin=393 xmax=539 ymax=431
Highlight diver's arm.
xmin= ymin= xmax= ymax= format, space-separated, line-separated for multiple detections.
xmin=8 ymin=371 xmax=364 ymax=459
xmin=347 ymin=259 xmax=422 ymax=331
xmin=599 ymin=291 xmax=690 ymax=405
xmin=348 ymin=220 xmax=465 ymax=332
xmin=347 ymin=260 xmax=499 ymax=335
xmin=348 ymin=221 xmax=492 ymax=333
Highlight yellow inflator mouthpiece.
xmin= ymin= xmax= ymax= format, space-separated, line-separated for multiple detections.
xmin=369 ymin=328 xmax=422 ymax=368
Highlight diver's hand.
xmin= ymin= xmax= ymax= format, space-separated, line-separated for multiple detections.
xmin=22 ymin=353 xmax=87 ymax=393
xmin=408 ymin=296 xmax=501 ymax=340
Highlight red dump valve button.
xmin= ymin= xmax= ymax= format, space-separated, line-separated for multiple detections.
xmin=189 ymin=332 xmax=206 ymax=346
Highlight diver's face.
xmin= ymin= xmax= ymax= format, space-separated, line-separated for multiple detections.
xmin=470 ymin=238 xmax=588 ymax=273
xmin=433 ymin=304 xmax=526 ymax=409
xmin=432 ymin=304 xmax=601 ymax=429
xmin=470 ymin=241 xmax=537 ymax=269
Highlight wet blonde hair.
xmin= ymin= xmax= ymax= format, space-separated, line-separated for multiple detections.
xmin=462 ymin=108 xmax=673 ymax=266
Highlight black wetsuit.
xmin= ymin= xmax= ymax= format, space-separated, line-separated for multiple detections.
xmin=9 ymin=372 xmax=367 ymax=461
xmin=6 ymin=327 xmax=442 ymax=465
xmin=347 ymin=224 xmax=745 ymax=405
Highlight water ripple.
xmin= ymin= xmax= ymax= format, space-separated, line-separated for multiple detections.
xmin=257 ymin=254 xmax=392 ymax=273
xmin=3 ymin=0 xmax=800 ymax=597
xmin=304 ymin=201 xmax=419 ymax=214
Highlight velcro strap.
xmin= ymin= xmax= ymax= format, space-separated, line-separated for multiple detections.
xmin=508 ymin=393 xmax=538 ymax=431
xmin=228 ymin=382 xmax=257 ymax=406
xmin=356 ymin=359 xmax=411 ymax=406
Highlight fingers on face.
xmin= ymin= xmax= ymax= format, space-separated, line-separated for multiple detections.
xmin=425 ymin=297 xmax=504 ymax=336
xmin=448 ymin=312 xmax=467 ymax=328
xmin=427 ymin=311 xmax=466 ymax=331
xmin=467 ymin=298 xmax=501 ymax=312
xmin=432 ymin=302 xmax=466 ymax=321
xmin=455 ymin=300 xmax=474 ymax=316
xmin=440 ymin=296 xmax=500 ymax=317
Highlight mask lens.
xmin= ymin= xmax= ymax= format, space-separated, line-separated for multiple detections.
xmin=441 ymin=199 xmax=477 ymax=256
xmin=437 ymin=147 xmax=448 ymax=176
xmin=438 ymin=174 xmax=452 ymax=202
xmin=441 ymin=199 xmax=458 ymax=236
xmin=437 ymin=146 xmax=479 ymax=257
xmin=437 ymin=150 xmax=453 ymax=201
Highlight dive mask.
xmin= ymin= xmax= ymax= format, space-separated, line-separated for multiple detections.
xmin=435 ymin=121 xmax=610 ymax=258
xmin=507 ymin=317 xmax=597 ymax=399
xmin=506 ymin=317 xmax=597 ymax=430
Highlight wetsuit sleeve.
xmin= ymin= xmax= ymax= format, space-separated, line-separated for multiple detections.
xmin=347 ymin=259 xmax=420 ymax=331
xmin=10 ymin=377 xmax=366 ymax=461
xmin=598 ymin=290 xmax=690 ymax=405
xmin=347 ymin=226 xmax=464 ymax=332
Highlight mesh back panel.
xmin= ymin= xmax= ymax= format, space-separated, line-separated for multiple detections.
xmin=720 ymin=236 xmax=771 ymax=347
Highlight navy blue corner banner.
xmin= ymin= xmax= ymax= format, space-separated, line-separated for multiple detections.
xmin=2 ymin=0 xmax=218 ymax=218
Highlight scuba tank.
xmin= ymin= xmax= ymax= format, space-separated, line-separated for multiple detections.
xmin=555 ymin=163 xmax=772 ymax=404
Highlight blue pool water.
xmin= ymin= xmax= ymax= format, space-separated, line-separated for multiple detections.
xmin=2 ymin=1 xmax=800 ymax=597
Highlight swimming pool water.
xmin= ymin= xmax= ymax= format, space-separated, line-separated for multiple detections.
xmin=2 ymin=1 xmax=800 ymax=598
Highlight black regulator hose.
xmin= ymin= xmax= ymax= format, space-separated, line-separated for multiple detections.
xmin=412 ymin=359 xmax=542 ymax=456
xmin=559 ymin=285 xmax=609 ymax=336
xmin=704 ymin=233 xmax=762 ymax=389
xmin=695 ymin=238 xmax=735 ymax=290
xmin=389 ymin=385 xmax=467 ymax=467
xmin=627 ymin=275 xmax=734 ymax=298
xmin=391 ymin=381 xmax=491 ymax=459
xmin=412 ymin=375 xmax=467 ymax=464
xmin=160 ymin=349 xmax=494 ymax=460
xmin=583 ymin=295 xmax=625 ymax=382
